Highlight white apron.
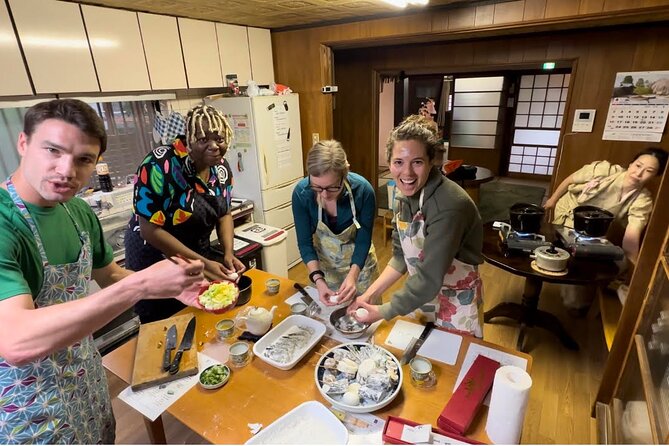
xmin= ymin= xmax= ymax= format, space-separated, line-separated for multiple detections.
xmin=396 ymin=189 xmax=483 ymax=337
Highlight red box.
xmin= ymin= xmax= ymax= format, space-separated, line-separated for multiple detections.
xmin=437 ymin=355 xmax=500 ymax=435
xmin=382 ymin=416 xmax=483 ymax=445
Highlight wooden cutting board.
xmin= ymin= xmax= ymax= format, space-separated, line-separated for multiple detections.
xmin=131 ymin=314 xmax=199 ymax=391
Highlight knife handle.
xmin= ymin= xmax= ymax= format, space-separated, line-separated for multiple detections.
xmin=168 ymin=350 xmax=183 ymax=375
xmin=162 ymin=348 xmax=173 ymax=372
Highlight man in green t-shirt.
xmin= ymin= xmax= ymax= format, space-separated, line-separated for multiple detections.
xmin=0 ymin=99 xmax=206 ymax=444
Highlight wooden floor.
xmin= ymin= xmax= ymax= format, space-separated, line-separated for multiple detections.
xmin=107 ymin=217 xmax=606 ymax=444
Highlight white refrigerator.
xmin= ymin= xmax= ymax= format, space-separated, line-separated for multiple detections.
xmin=206 ymin=94 xmax=304 ymax=268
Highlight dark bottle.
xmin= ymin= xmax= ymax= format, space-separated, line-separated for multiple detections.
xmin=96 ymin=162 xmax=114 ymax=192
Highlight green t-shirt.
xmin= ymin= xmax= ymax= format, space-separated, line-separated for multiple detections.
xmin=0 ymin=188 xmax=114 ymax=301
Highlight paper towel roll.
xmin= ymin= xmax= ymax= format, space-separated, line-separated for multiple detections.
xmin=485 ymin=365 xmax=532 ymax=444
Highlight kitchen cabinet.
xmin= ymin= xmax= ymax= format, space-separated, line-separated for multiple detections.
xmin=178 ymin=18 xmax=223 ymax=88
xmin=138 ymin=13 xmax=187 ymax=90
xmin=9 ymin=0 xmax=99 ymax=94
xmin=0 ymin=1 xmax=32 ymax=96
xmin=597 ymin=227 xmax=669 ymax=444
xmin=82 ymin=5 xmax=150 ymax=92
xmin=216 ymin=23 xmax=252 ymax=87
xmin=247 ymin=27 xmax=274 ymax=85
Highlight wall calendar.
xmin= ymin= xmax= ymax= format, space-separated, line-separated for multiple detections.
xmin=603 ymin=70 xmax=669 ymax=143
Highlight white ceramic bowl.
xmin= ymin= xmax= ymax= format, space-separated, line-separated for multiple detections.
xmin=314 ymin=342 xmax=403 ymax=413
xmin=198 ymin=364 xmax=231 ymax=390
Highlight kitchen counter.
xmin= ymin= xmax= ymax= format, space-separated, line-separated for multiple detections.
xmin=103 ymin=268 xmax=531 ymax=444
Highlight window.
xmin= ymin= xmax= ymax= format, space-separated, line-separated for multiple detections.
xmin=509 ymin=73 xmax=570 ymax=175
xmin=450 ymin=76 xmax=504 ymax=149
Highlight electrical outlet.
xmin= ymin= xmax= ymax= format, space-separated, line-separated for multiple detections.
xmin=312 ymin=133 xmax=320 ymax=144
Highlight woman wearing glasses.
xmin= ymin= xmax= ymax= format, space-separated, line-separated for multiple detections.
xmin=292 ymin=140 xmax=379 ymax=305
xmin=348 ymin=115 xmax=484 ymax=337
xmin=125 ymin=105 xmax=245 ymax=322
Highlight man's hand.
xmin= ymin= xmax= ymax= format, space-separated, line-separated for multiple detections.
xmin=141 ymin=257 xmax=205 ymax=299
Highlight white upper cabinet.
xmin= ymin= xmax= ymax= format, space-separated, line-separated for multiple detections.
xmin=216 ymin=23 xmax=252 ymax=87
xmin=82 ymin=6 xmax=150 ymax=92
xmin=9 ymin=0 xmax=99 ymax=94
xmin=0 ymin=1 xmax=32 ymax=96
xmin=138 ymin=13 xmax=187 ymax=90
xmin=247 ymin=27 xmax=274 ymax=86
xmin=178 ymin=18 xmax=223 ymax=88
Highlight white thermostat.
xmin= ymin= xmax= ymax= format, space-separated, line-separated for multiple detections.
xmin=572 ymin=109 xmax=596 ymax=132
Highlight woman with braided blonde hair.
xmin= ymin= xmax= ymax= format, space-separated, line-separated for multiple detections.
xmin=125 ymin=104 xmax=245 ymax=322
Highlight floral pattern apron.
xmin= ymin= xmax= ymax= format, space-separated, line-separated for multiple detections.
xmin=313 ymin=181 xmax=379 ymax=294
xmin=0 ymin=179 xmax=115 ymax=444
xmin=396 ymin=189 xmax=483 ymax=337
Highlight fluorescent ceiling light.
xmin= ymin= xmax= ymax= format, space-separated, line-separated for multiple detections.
xmin=381 ymin=0 xmax=429 ymax=6
xmin=381 ymin=0 xmax=408 ymax=7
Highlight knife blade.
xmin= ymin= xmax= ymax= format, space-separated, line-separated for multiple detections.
xmin=168 ymin=317 xmax=196 ymax=375
xmin=294 ymin=283 xmax=321 ymax=316
xmin=400 ymin=322 xmax=435 ymax=365
xmin=162 ymin=325 xmax=177 ymax=371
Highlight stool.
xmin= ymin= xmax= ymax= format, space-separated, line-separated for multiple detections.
xmin=381 ymin=208 xmax=394 ymax=245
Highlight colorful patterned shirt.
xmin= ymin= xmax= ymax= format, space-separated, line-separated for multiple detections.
xmin=129 ymin=137 xmax=233 ymax=231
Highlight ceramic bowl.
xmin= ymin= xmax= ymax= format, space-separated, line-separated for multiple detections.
xmin=314 ymin=342 xmax=403 ymax=413
xmin=198 ymin=364 xmax=231 ymax=390
xmin=236 ymin=275 xmax=252 ymax=306
xmin=198 ymin=280 xmax=239 ymax=314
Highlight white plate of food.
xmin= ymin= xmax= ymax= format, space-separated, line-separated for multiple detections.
xmin=314 ymin=342 xmax=403 ymax=413
xmin=245 ymin=400 xmax=348 ymax=444
xmin=253 ymin=315 xmax=326 ymax=370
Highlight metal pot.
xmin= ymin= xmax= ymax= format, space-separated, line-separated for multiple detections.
xmin=509 ymin=202 xmax=544 ymax=234
xmin=573 ymin=205 xmax=614 ymax=237
xmin=330 ymin=307 xmax=369 ymax=339
xmin=533 ymin=245 xmax=570 ymax=272
xmin=235 ymin=275 xmax=252 ymax=306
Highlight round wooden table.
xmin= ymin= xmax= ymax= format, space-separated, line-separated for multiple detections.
xmin=447 ymin=166 xmax=494 ymax=203
xmin=482 ymin=222 xmax=620 ymax=352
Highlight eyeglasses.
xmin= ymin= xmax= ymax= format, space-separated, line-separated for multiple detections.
xmin=195 ymin=135 xmax=226 ymax=145
xmin=309 ymin=179 xmax=343 ymax=193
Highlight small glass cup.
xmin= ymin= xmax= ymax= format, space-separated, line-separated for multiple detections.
xmin=215 ymin=319 xmax=235 ymax=340
xmin=229 ymin=341 xmax=251 ymax=367
xmin=265 ymin=279 xmax=280 ymax=295
xmin=409 ymin=356 xmax=436 ymax=388
xmin=290 ymin=302 xmax=307 ymax=316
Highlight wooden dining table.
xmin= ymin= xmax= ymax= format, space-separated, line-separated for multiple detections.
xmin=103 ymin=268 xmax=532 ymax=444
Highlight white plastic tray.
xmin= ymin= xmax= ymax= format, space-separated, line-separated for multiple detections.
xmin=253 ymin=315 xmax=326 ymax=370
xmin=245 ymin=400 xmax=348 ymax=444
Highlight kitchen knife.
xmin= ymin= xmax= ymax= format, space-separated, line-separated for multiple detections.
xmin=293 ymin=283 xmax=321 ymax=316
xmin=400 ymin=322 xmax=435 ymax=365
xmin=162 ymin=325 xmax=177 ymax=372
xmin=168 ymin=317 xmax=196 ymax=375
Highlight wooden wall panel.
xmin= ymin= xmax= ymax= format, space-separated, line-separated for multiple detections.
xmin=474 ymin=4 xmax=495 ymax=26
xmin=523 ymin=0 xmax=547 ymax=20
xmin=448 ymin=6 xmax=476 ymax=29
xmin=545 ymin=0 xmax=581 ymax=17
xmin=493 ymin=1 xmax=526 ymax=24
xmin=578 ymin=0 xmax=605 ymax=14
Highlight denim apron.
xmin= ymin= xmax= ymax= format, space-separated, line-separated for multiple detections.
xmin=396 ymin=189 xmax=483 ymax=337
xmin=0 ymin=179 xmax=115 ymax=444
xmin=313 ymin=181 xmax=379 ymax=295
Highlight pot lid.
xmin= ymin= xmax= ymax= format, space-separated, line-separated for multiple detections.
xmin=535 ymin=245 xmax=570 ymax=260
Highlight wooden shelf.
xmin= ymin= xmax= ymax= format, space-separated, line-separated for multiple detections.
xmin=635 ymin=334 xmax=661 ymax=443
xmin=599 ymin=286 xmax=622 ymax=351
